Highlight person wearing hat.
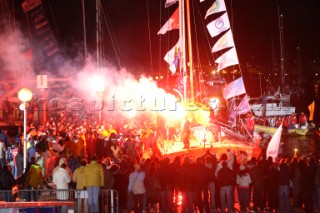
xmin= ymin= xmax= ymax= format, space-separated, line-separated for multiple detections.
xmin=128 ymin=163 xmax=146 ymax=213
xmin=237 ymin=164 xmax=251 ymax=212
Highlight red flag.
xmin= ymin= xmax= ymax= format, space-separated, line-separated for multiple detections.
xmin=158 ymin=8 xmax=179 ymax=35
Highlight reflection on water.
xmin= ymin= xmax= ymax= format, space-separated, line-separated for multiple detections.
xmin=281 ymin=135 xmax=319 ymax=158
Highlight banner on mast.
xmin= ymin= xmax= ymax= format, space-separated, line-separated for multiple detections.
xmin=206 ymin=13 xmax=230 ymax=38
xmin=267 ymin=124 xmax=283 ymax=162
xmin=211 ymin=29 xmax=234 ymax=53
xmin=205 ymin=0 xmax=227 ymax=19
xmin=165 ymin=0 xmax=179 ymax=7
xmin=164 ymin=39 xmax=180 ymax=74
xmin=215 ymin=47 xmax=239 ymax=71
xmin=223 ymin=77 xmax=246 ymax=100
xmin=158 ymin=8 xmax=179 ymax=35
xmin=236 ymin=95 xmax=251 ymax=115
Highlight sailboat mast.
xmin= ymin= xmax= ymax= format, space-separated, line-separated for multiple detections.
xmin=179 ymin=0 xmax=187 ymax=102
xmin=278 ymin=8 xmax=285 ymax=84
xmin=82 ymin=0 xmax=87 ymax=59
xmin=96 ymin=0 xmax=102 ymax=68
xmin=186 ymin=0 xmax=194 ymax=101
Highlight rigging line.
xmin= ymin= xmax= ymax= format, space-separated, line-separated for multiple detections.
xmin=47 ymin=0 xmax=65 ymax=57
xmin=194 ymin=1 xmax=215 ymax=69
xmin=100 ymin=2 xmax=123 ymax=68
xmin=146 ymin=0 xmax=154 ymax=75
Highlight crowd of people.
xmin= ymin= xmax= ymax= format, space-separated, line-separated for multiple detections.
xmin=0 ymin=111 xmax=319 ymax=213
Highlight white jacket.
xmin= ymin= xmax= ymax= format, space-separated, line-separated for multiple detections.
xmin=53 ymin=167 xmax=71 ymax=200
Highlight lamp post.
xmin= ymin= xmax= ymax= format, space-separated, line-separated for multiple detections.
xmin=18 ymin=88 xmax=33 ymax=172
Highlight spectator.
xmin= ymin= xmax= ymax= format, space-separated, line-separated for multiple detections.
xmin=53 ymin=163 xmax=71 ymax=201
xmin=217 ymin=161 xmax=235 ymax=213
xmin=25 ymin=156 xmax=43 ymax=201
xmin=84 ymin=155 xmax=104 ymax=213
xmin=0 ymin=165 xmax=16 ymax=202
xmin=128 ymin=163 xmax=146 ymax=213
xmin=73 ymin=159 xmax=88 ymax=213
xmin=0 ymin=139 xmax=7 ymax=169
xmin=236 ymin=164 xmax=251 ymax=212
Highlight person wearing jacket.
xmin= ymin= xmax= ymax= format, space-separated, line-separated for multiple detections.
xmin=0 ymin=165 xmax=16 ymax=202
xmin=25 ymin=156 xmax=43 ymax=201
xmin=73 ymin=159 xmax=88 ymax=213
xmin=84 ymin=155 xmax=104 ymax=213
xmin=237 ymin=165 xmax=251 ymax=212
xmin=53 ymin=163 xmax=71 ymax=201
xmin=128 ymin=163 xmax=146 ymax=213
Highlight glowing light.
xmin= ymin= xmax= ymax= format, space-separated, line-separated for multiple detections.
xmin=89 ymin=75 xmax=106 ymax=93
xmin=18 ymin=88 xmax=33 ymax=102
xmin=19 ymin=103 xmax=26 ymax=111
xmin=294 ymin=148 xmax=298 ymax=152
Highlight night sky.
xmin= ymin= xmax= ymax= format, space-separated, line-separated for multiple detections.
xmin=13 ymin=0 xmax=320 ymax=76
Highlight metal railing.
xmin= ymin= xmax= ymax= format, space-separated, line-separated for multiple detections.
xmin=0 ymin=189 xmax=119 ymax=213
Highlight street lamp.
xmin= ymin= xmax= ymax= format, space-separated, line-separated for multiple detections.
xmin=18 ymin=88 xmax=33 ymax=171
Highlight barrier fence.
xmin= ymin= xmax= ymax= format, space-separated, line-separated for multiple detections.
xmin=0 ymin=189 xmax=119 ymax=213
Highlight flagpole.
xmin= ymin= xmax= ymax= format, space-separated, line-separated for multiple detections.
xmin=179 ymin=0 xmax=187 ymax=103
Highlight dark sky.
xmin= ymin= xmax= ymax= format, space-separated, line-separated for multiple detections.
xmin=15 ymin=0 xmax=320 ymax=75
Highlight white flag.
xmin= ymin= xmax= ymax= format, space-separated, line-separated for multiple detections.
xmin=211 ymin=29 xmax=234 ymax=53
xmin=158 ymin=8 xmax=179 ymax=35
xmin=215 ymin=47 xmax=239 ymax=71
xmin=223 ymin=77 xmax=246 ymax=100
xmin=164 ymin=39 xmax=180 ymax=74
xmin=267 ymin=124 xmax=283 ymax=162
xmin=205 ymin=0 xmax=227 ymax=19
xmin=165 ymin=0 xmax=179 ymax=7
xmin=206 ymin=13 xmax=230 ymax=38
xmin=236 ymin=95 xmax=251 ymax=115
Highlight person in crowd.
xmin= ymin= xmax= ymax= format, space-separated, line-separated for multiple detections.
xmin=290 ymin=158 xmax=302 ymax=209
xmin=204 ymin=153 xmax=217 ymax=213
xmin=128 ymin=163 xmax=146 ymax=213
xmin=10 ymin=143 xmax=19 ymax=179
xmin=300 ymin=157 xmax=316 ymax=213
xmin=217 ymin=161 xmax=235 ymax=213
xmin=0 ymin=139 xmax=7 ymax=169
xmin=73 ymin=159 xmax=88 ymax=213
xmin=158 ymin=157 xmax=174 ymax=213
xmin=179 ymin=156 xmax=195 ymax=213
xmin=193 ymin=156 xmax=210 ymax=213
xmin=145 ymin=160 xmax=161 ymax=213
xmin=25 ymin=156 xmax=43 ymax=201
xmin=84 ymin=155 xmax=104 ymax=213
xmin=36 ymin=151 xmax=45 ymax=178
xmin=53 ymin=162 xmax=71 ymax=201
xmin=181 ymin=117 xmax=190 ymax=149
xmin=15 ymin=148 xmax=24 ymax=179
xmin=267 ymin=162 xmax=279 ymax=213
xmin=27 ymin=140 xmax=36 ymax=163
xmin=277 ymin=159 xmax=291 ymax=213
xmin=237 ymin=164 xmax=251 ymax=212
xmin=0 ymin=165 xmax=16 ymax=202
xmin=0 ymin=129 xmax=9 ymax=147
xmin=247 ymin=159 xmax=263 ymax=212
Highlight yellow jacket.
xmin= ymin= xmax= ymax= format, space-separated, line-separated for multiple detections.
xmin=84 ymin=161 xmax=104 ymax=187
xmin=72 ymin=166 xmax=86 ymax=189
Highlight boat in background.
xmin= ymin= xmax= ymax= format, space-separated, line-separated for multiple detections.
xmin=255 ymin=124 xmax=314 ymax=137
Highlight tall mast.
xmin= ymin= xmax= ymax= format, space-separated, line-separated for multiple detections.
xmin=278 ymin=6 xmax=285 ymax=84
xmin=179 ymin=0 xmax=187 ymax=102
xmin=186 ymin=0 xmax=194 ymax=101
xmin=96 ymin=0 xmax=102 ymax=68
xmin=82 ymin=0 xmax=87 ymax=59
